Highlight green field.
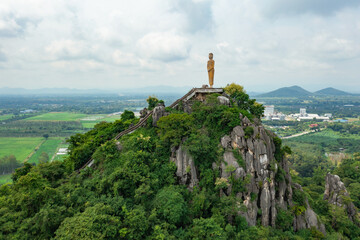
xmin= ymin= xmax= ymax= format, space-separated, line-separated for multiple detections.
xmin=27 ymin=138 xmax=64 ymax=164
xmin=24 ymin=112 xmax=88 ymax=121
xmin=80 ymin=115 xmax=120 ymax=128
xmin=0 ymin=174 xmax=12 ymax=185
xmin=0 ymin=114 xmax=14 ymax=121
xmin=284 ymin=128 xmax=360 ymax=153
xmin=0 ymin=137 xmax=43 ymax=161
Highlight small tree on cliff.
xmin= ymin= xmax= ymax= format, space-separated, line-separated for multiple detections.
xmin=146 ymin=96 xmax=159 ymax=110
xmin=224 ymin=83 xmax=264 ymax=119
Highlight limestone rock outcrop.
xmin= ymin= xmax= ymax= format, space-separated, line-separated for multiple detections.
xmin=217 ymin=96 xmax=230 ymax=106
xmin=324 ymin=173 xmax=358 ymax=222
xmin=170 ymin=112 xmax=325 ymax=233
xmin=152 ymin=103 xmax=168 ymax=127
xmin=293 ymin=184 xmax=326 ymax=233
xmin=140 ymin=108 xmax=150 ymax=118
xmin=170 ymin=145 xmax=198 ymax=190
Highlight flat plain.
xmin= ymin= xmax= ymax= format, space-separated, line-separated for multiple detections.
xmin=27 ymin=138 xmax=64 ymax=164
xmin=0 ymin=137 xmax=43 ymax=161
xmin=24 ymin=112 xmax=88 ymax=121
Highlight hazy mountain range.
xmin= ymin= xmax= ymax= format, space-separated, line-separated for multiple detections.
xmin=0 ymin=85 xmax=357 ymax=97
xmin=255 ymin=86 xmax=357 ymax=98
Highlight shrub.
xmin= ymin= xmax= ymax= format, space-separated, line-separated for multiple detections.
xmin=244 ymin=126 xmax=254 ymax=139
xmin=276 ymin=209 xmax=293 ymax=231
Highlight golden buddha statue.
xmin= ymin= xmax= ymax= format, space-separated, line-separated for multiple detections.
xmin=207 ymin=53 xmax=215 ymax=88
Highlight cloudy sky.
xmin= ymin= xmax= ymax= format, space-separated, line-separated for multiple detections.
xmin=0 ymin=0 xmax=360 ymax=92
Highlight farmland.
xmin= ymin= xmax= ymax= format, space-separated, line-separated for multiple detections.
xmin=0 ymin=114 xmax=14 ymax=121
xmin=284 ymin=128 xmax=360 ymax=153
xmin=27 ymin=138 xmax=64 ymax=164
xmin=0 ymin=174 xmax=11 ymax=185
xmin=80 ymin=115 xmax=121 ymax=128
xmin=24 ymin=112 xmax=88 ymax=121
xmin=0 ymin=137 xmax=44 ymax=161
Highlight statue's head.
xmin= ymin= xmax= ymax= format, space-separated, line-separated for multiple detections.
xmin=209 ymin=53 xmax=213 ymax=60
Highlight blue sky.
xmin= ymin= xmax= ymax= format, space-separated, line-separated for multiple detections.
xmin=0 ymin=0 xmax=360 ymax=92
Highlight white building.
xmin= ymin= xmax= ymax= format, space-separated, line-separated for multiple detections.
xmin=300 ymin=108 xmax=306 ymax=117
xmin=264 ymin=105 xmax=275 ymax=116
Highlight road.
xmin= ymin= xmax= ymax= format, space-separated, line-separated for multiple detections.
xmin=281 ymin=130 xmax=315 ymax=139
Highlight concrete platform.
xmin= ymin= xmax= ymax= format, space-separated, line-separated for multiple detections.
xmin=185 ymin=88 xmax=224 ymax=101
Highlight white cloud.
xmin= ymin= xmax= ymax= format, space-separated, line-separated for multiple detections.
xmin=0 ymin=0 xmax=359 ymax=91
xmin=45 ymin=40 xmax=98 ymax=61
xmin=137 ymin=31 xmax=190 ymax=62
xmin=112 ymin=50 xmax=139 ymax=66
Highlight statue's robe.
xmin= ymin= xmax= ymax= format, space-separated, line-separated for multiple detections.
xmin=207 ymin=60 xmax=215 ymax=87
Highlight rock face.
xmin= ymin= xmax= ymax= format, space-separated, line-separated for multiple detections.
xmin=217 ymin=96 xmax=230 ymax=106
xmin=324 ymin=173 xmax=357 ymax=222
xmin=293 ymin=184 xmax=326 ymax=233
xmin=170 ymin=112 xmax=325 ymax=233
xmin=170 ymin=145 xmax=198 ymax=190
xmin=140 ymin=108 xmax=150 ymax=118
xmin=217 ymin=115 xmax=282 ymax=227
xmin=152 ymin=103 xmax=168 ymax=127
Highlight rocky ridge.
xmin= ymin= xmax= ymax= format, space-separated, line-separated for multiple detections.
xmin=169 ymin=96 xmax=325 ymax=232
xmin=324 ymin=173 xmax=358 ymax=222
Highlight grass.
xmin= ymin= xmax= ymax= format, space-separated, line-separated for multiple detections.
xmin=80 ymin=115 xmax=120 ymax=129
xmin=27 ymin=138 xmax=64 ymax=164
xmin=24 ymin=112 xmax=88 ymax=121
xmin=52 ymin=141 xmax=69 ymax=162
xmin=0 ymin=114 xmax=14 ymax=121
xmin=0 ymin=137 xmax=44 ymax=161
xmin=0 ymin=174 xmax=12 ymax=185
xmin=285 ymin=128 xmax=360 ymax=153
xmin=20 ymin=112 xmax=121 ymax=128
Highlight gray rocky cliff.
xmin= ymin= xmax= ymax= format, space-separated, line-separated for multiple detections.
xmin=292 ymin=184 xmax=326 ymax=233
xmin=170 ymin=112 xmax=325 ymax=232
xmin=170 ymin=145 xmax=198 ymax=190
xmin=324 ymin=173 xmax=358 ymax=222
xmin=152 ymin=103 xmax=168 ymax=127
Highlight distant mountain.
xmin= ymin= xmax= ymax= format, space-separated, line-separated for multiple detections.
xmin=257 ymin=85 xmax=313 ymax=98
xmin=315 ymin=87 xmax=352 ymax=96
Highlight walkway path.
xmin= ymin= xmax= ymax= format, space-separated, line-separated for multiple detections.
xmin=78 ymin=87 xmax=205 ymax=170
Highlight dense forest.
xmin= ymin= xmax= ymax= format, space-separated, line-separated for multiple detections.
xmin=0 ymin=85 xmax=359 ymax=239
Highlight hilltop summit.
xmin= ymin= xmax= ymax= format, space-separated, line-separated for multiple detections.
xmin=257 ymin=85 xmax=313 ymax=98
xmin=315 ymin=87 xmax=351 ymax=96
xmin=0 ymin=84 xmax=358 ymax=239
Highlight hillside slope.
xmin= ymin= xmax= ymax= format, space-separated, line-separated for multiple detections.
xmin=315 ymin=87 xmax=351 ymax=96
xmin=0 ymin=86 xmax=358 ymax=239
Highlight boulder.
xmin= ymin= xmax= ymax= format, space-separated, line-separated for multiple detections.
xmin=152 ymin=104 xmax=168 ymax=127
xmin=217 ymin=96 xmax=230 ymax=106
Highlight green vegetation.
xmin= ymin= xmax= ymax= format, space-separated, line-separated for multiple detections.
xmin=285 ymin=128 xmax=360 ymax=153
xmin=0 ymin=120 xmax=83 ymax=137
xmin=0 ymin=114 xmax=14 ymax=121
xmin=27 ymin=138 xmax=64 ymax=164
xmin=24 ymin=112 xmax=88 ymax=121
xmin=0 ymin=87 xmax=359 ymax=239
xmin=0 ymin=137 xmax=43 ymax=161
xmin=0 ymin=174 xmax=11 ymax=185
xmin=0 ymin=155 xmax=21 ymax=176
xmin=80 ymin=115 xmax=121 ymax=129
xmin=146 ymin=96 xmax=162 ymax=110
xmin=224 ymin=83 xmax=264 ymax=119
